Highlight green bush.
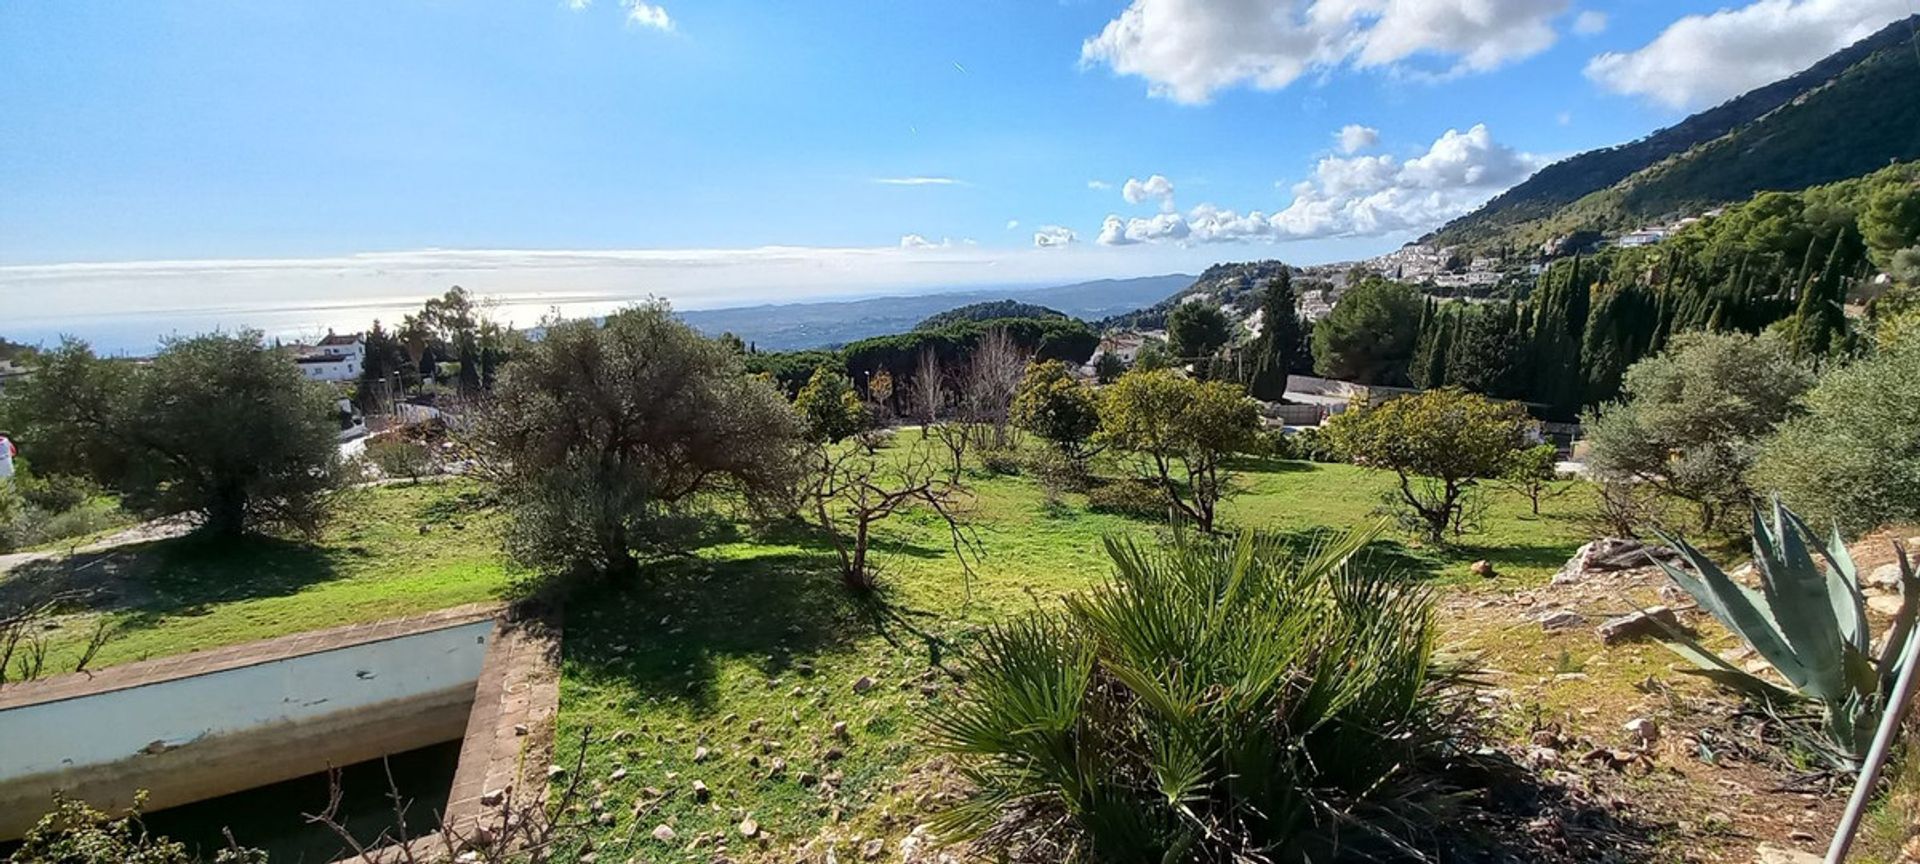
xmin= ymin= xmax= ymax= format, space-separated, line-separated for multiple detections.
xmin=1752 ymin=338 xmax=1920 ymax=534
xmin=0 ymin=482 xmax=25 ymax=552
xmin=929 ymin=529 xmax=1477 ymax=862
xmin=7 ymin=794 xmax=264 ymax=864
xmin=978 ymin=446 xmax=1023 ymax=476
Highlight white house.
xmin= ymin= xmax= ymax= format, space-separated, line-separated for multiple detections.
xmin=292 ymin=331 xmax=365 ymax=383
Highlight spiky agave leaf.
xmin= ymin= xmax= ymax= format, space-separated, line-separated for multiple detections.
xmin=1651 ymin=527 xmax=1810 ymax=691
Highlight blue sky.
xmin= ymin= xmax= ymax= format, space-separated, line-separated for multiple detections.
xmin=2 ymin=0 xmax=1912 ymax=348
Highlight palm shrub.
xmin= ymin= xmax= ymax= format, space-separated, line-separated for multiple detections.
xmin=929 ymin=528 xmax=1479 ymax=862
xmin=1646 ymin=500 xmax=1918 ymax=767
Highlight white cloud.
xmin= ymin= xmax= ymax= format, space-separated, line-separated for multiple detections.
xmin=1121 ymin=174 xmax=1177 ymax=210
xmin=567 ymin=0 xmax=592 ymax=10
xmin=622 ymin=0 xmax=673 ymax=31
xmin=1585 ymin=0 xmax=1910 ymax=109
xmin=899 ymin=234 xmax=950 ymax=249
xmin=1093 ymin=123 xmax=1541 ymax=247
xmin=1335 ymin=124 xmax=1380 ymax=154
xmin=1033 ymin=226 xmax=1078 ymax=248
xmin=1556 ymin=110 xmax=1572 ymax=126
xmin=1005 ymin=219 xmax=1021 ymax=230
xmin=1080 ymin=0 xmax=1570 ymax=104
xmin=1572 ymin=10 xmax=1607 ymax=35
xmin=1087 ymin=179 xmax=1113 ymax=190
xmin=874 ymin=176 xmax=961 ymax=186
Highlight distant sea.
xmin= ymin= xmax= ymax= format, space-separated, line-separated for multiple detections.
xmin=1 ymin=284 xmax=1042 ymax=356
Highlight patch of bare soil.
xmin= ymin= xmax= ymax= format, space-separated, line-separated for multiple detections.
xmin=1434 ymin=527 xmax=1920 ymax=864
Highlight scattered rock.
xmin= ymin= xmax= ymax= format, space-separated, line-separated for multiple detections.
xmin=1470 ymin=559 xmax=1495 ymax=578
xmin=768 ymin=757 xmax=788 ymax=777
xmin=1552 ymin=538 xmax=1682 ymax=584
xmin=824 ymin=746 xmax=845 ymax=761
xmin=479 ymin=788 xmax=507 ymax=806
xmin=691 ymin=780 xmax=711 ymax=803
xmin=748 ymin=718 xmax=765 ymax=733
xmin=610 ymin=767 xmax=628 ymax=782
xmin=1869 ymin=563 xmax=1904 ymax=590
xmin=797 ymin=771 xmax=819 ymax=787
xmin=739 ymin=816 xmax=760 ymax=838
xmin=1538 ymin=609 xmax=1586 ymax=632
xmin=694 ymin=746 xmax=711 ymax=763
xmin=652 ymin=824 xmax=678 ymax=843
xmin=546 ymin=765 xmax=567 ymax=780
xmin=861 ymin=838 xmax=885 ymax=860
xmin=513 ymin=723 xmax=529 ymax=737
xmin=1596 ymin=606 xmax=1681 ymax=645
xmin=832 ymin=720 xmax=849 ymax=739
xmin=1868 ymin=594 xmax=1906 ymax=616
xmin=1755 ymin=844 xmax=1820 ymax=864
xmin=1623 ymin=717 xmax=1660 ymax=747
xmin=852 ymin=676 xmax=875 ymax=694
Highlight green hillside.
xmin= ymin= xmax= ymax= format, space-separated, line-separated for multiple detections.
xmin=1429 ymin=15 xmax=1920 ymax=252
xmin=914 ymin=300 xmax=1066 ymax=330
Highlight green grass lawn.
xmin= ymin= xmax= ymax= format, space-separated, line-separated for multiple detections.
xmin=551 ymin=452 xmax=1592 ymax=862
xmin=2 ymin=479 xmax=523 ymax=672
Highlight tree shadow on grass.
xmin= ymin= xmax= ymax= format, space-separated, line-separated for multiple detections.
xmin=0 ymin=533 xmax=343 ymax=627
xmin=560 ymin=548 xmax=873 ymax=711
xmin=1249 ymin=525 xmax=1445 ymax=581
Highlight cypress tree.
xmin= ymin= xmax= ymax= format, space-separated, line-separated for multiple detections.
xmin=1246 ymin=272 xmax=1303 ymax=400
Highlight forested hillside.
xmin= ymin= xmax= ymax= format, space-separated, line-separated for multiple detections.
xmin=1428 ymin=15 xmax=1920 ymax=252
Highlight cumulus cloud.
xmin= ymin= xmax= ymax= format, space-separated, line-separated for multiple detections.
xmin=1080 ymin=0 xmax=1570 ymax=103
xmin=1585 ymin=0 xmax=1910 ymax=109
xmin=1572 ymin=10 xmax=1607 ymax=35
xmin=874 ymin=176 xmax=961 ymax=186
xmin=622 ymin=0 xmax=673 ymax=30
xmin=1094 ymin=123 xmax=1540 ymax=246
xmin=1087 ymin=179 xmax=1113 ymax=190
xmin=1336 ymin=124 xmax=1380 ymax=154
xmin=1033 ymin=226 xmax=1078 ymax=248
xmin=1121 ymin=174 xmax=1177 ymax=210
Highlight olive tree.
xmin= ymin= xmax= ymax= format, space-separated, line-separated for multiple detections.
xmin=471 ymin=304 xmax=805 ymax=580
xmin=1583 ymin=332 xmax=1812 ymax=533
xmin=1752 ymin=337 xmax=1920 ymax=534
xmin=1326 ymin=388 xmax=1529 ymax=544
xmin=1096 ymin=369 xmax=1260 ymax=533
xmin=0 ymin=334 xmax=341 ymax=537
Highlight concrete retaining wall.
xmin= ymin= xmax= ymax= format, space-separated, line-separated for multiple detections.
xmin=0 ymin=605 xmax=498 ymax=840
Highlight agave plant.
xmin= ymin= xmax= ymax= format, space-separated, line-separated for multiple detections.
xmin=928 ymin=527 xmax=1481 ymax=863
xmin=1648 ymin=499 xmax=1917 ymax=766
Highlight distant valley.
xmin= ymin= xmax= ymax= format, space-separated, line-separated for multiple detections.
xmin=675 ymin=274 xmax=1194 ymax=350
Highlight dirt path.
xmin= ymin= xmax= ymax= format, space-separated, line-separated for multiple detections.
xmin=0 ymin=516 xmax=196 ymax=579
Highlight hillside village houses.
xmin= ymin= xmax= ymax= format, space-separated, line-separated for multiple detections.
xmin=288 ymin=331 xmax=365 ymax=383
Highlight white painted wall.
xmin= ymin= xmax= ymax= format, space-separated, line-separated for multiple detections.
xmin=0 ymin=620 xmax=491 ymax=784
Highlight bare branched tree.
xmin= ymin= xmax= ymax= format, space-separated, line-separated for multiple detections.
xmin=309 ymin=727 xmax=599 ymax=864
xmin=807 ymin=432 xmax=980 ymax=592
xmin=960 ymin=327 xmax=1028 ymax=452
xmin=911 ymin=347 xmax=947 ymax=434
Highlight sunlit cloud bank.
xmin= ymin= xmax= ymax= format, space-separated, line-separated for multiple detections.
xmin=0 ymin=244 xmax=1224 ymax=352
